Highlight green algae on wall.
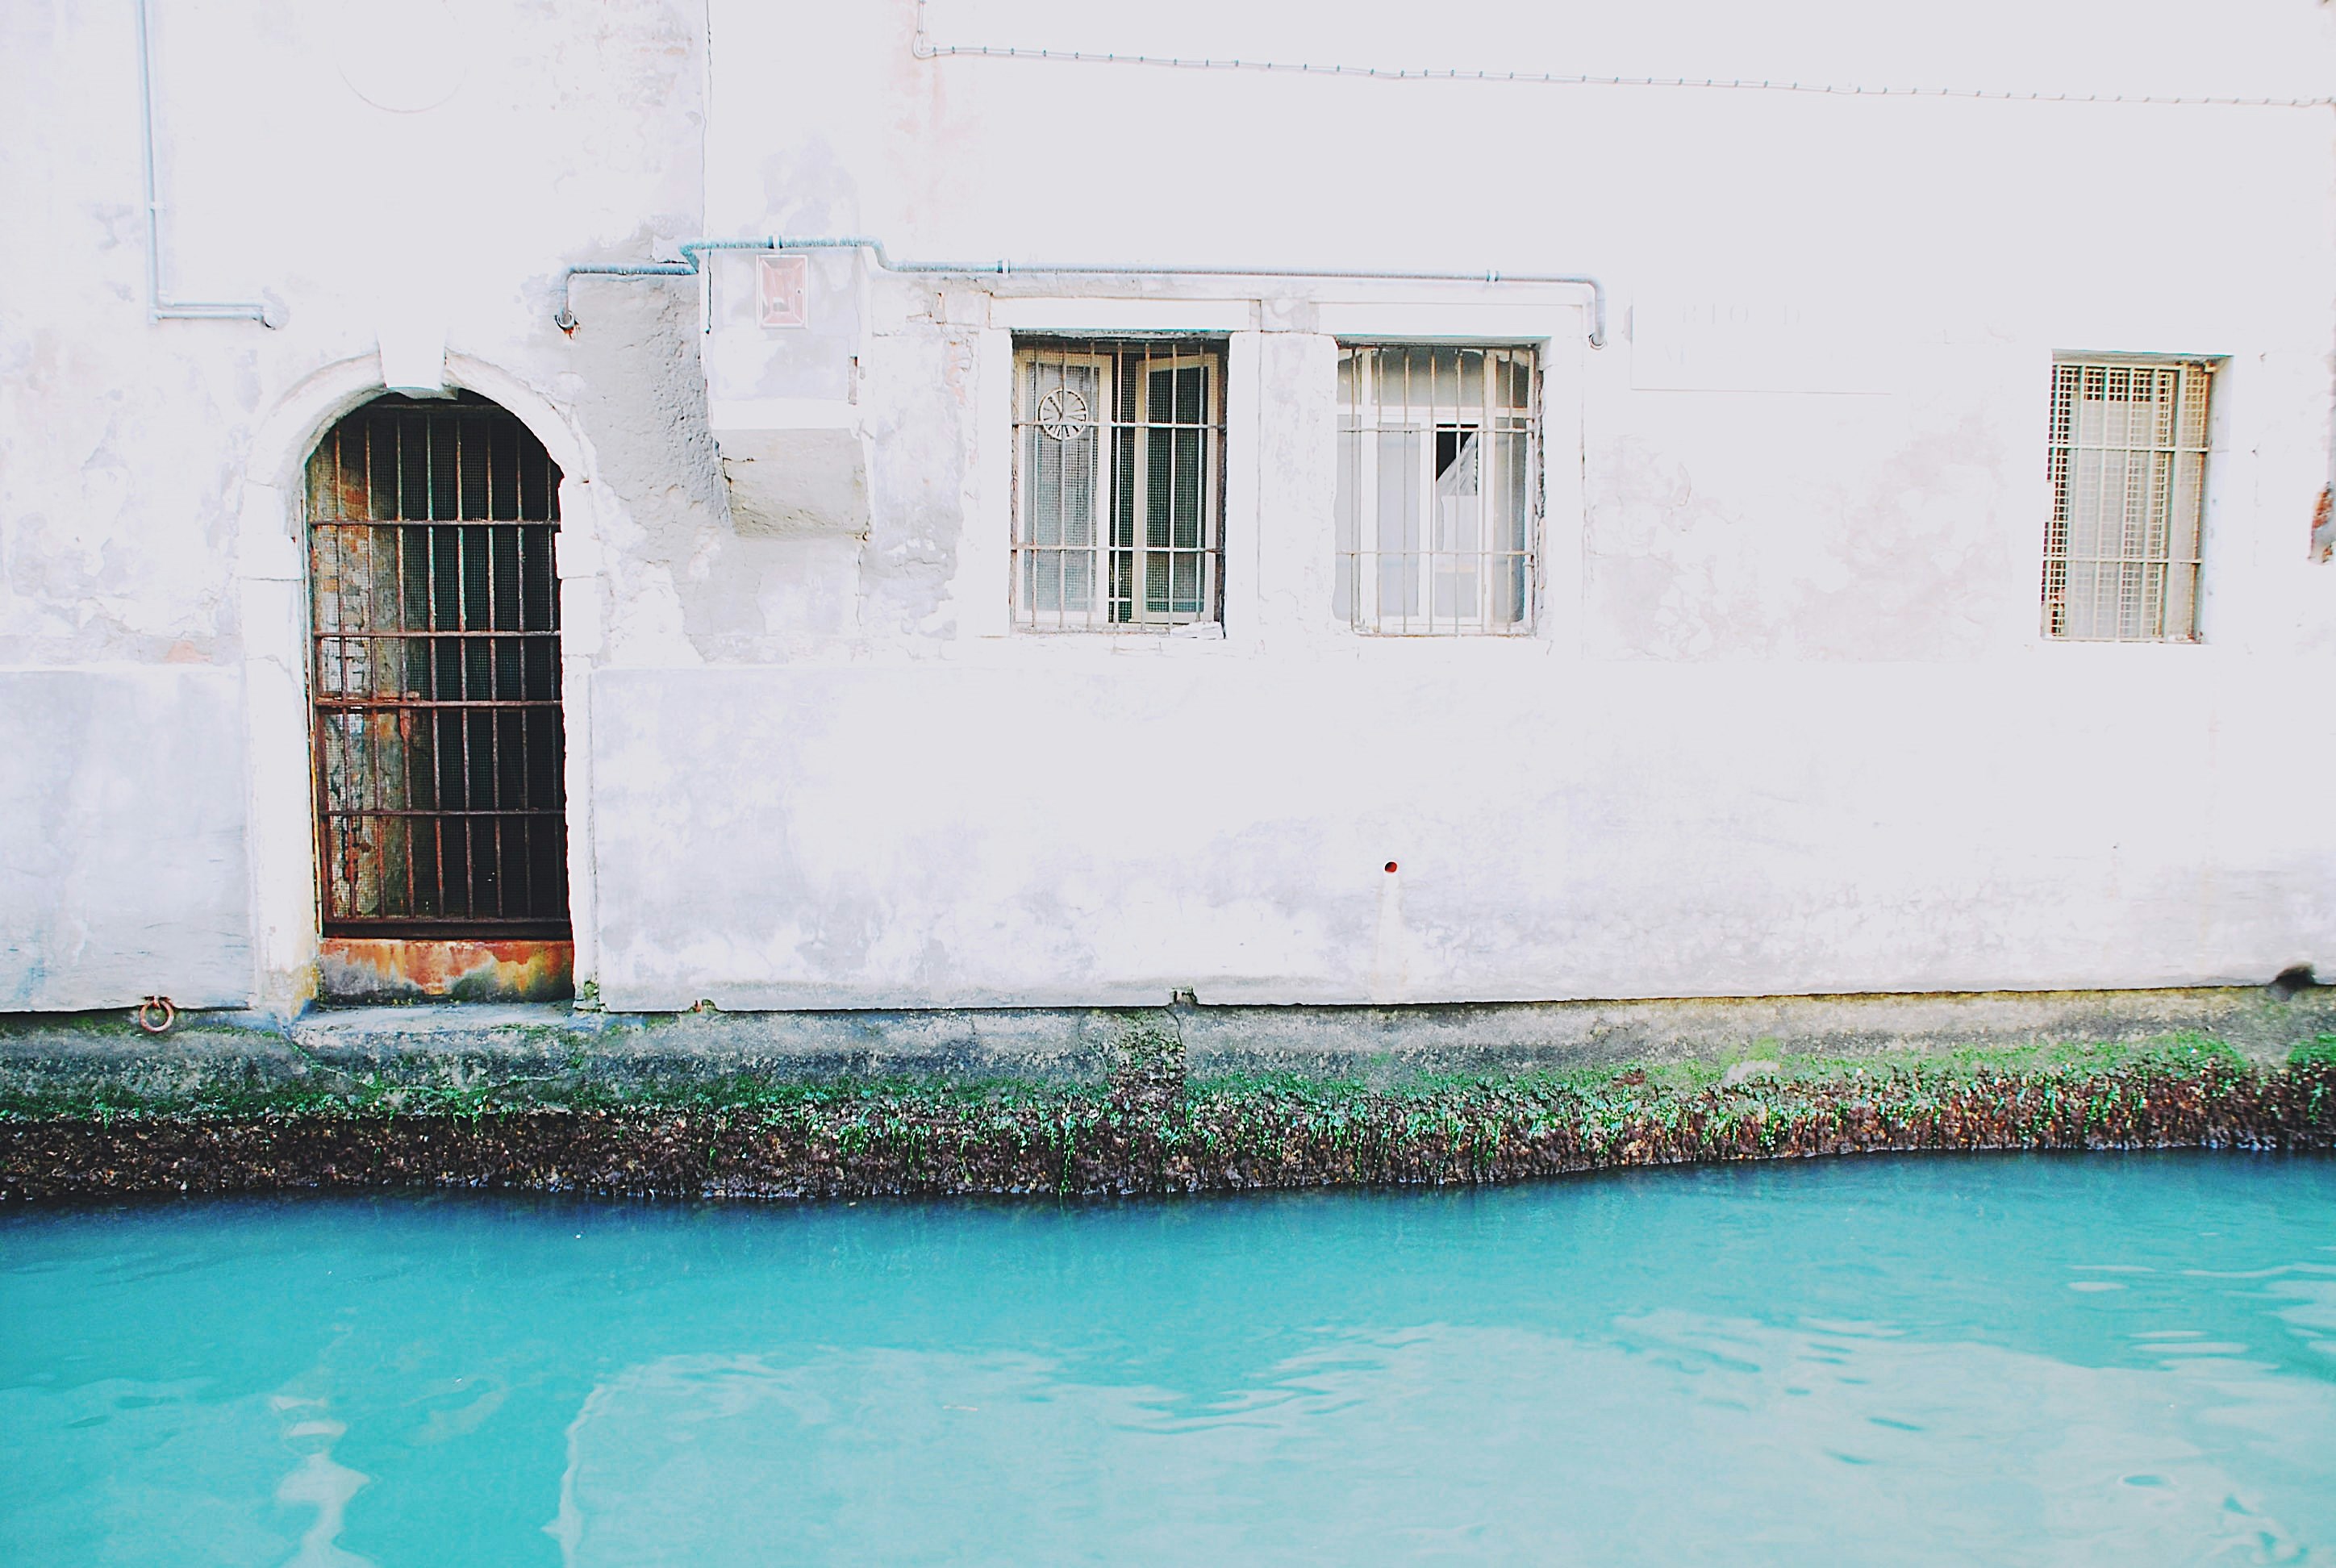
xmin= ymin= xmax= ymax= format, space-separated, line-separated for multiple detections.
xmin=2 ymin=1035 xmax=2331 ymax=1202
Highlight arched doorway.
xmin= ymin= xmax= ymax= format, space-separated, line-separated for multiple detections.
xmin=305 ymin=392 xmax=571 ymax=965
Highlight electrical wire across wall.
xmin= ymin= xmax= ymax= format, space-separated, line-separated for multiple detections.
xmin=909 ymin=0 xmax=2336 ymax=109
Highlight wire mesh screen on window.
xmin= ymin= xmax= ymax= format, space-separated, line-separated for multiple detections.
xmin=1336 ymin=344 xmax=1537 ymax=635
xmin=2042 ymin=361 xmax=2212 ymax=642
xmin=1014 ymin=339 xmax=1225 ymax=629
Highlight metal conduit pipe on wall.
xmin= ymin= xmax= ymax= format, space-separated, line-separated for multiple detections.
xmin=555 ymin=236 xmax=1608 ymax=348
xmin=134 ymin=0 xmax=273 ymax=325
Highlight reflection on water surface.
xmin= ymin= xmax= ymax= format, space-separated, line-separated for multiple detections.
xmin=3 ymin=1154 xmax=2333 ymax=1565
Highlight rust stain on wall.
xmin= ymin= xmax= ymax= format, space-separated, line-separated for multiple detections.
xmin=317 ymin=939 xmax=574 ymax=1003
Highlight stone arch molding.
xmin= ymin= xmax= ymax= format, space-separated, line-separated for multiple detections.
xmin=238 ymin=352 xmax=603 ymax=540
xmin=236 ymin=351 xmax=608 ymax=1015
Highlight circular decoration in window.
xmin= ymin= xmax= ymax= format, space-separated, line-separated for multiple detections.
xmin=1036 ymin=388 xmax=1091 ymax=441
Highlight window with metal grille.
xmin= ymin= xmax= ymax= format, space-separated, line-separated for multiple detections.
xmin=306 ymin=393 xmax=569 ymax=936
xmin=1012 ymin=338 xmax=1225 ymax=629
xmin=2042 ymin=358 xmax=2213 ymax=642
xmin=1336 ymin=344 xmax=1538 ymax=635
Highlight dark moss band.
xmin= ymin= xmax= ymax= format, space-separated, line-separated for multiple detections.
xmin=7 ymin=1038 xmax=2330 ymax=1203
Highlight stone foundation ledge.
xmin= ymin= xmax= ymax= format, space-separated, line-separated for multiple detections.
xmin=1 ymin=987 xmax=2331 ymax=1201
xmin=3 ymin=985 xmax=2334 ymax=1107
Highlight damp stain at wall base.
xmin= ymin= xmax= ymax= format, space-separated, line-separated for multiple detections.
xmin=316 ymin=939 xmax=574 ymax=1004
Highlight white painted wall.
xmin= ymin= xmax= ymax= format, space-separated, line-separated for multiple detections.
xmin=3 ymin=0 xmax=2333 ymax=1011
xmin=2 ymin=0 xmax=709 ymax=1008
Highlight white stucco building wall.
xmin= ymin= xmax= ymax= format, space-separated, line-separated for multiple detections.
xmin=3 ymin=0 xmax=2333 ymax=1013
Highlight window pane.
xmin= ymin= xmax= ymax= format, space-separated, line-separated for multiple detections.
xmin=1018 ymin=355 xmax=1105 ymax=624
xmin=1432 ymin=428 xmax=1481 ymax=620
xmin=1016 ymin=341 xmax=1222 ymax=630
xmin=1337 ymin=344 xmax=1537 ymax=634
xmin=1333 ymin=429 xmax=1358 ymax=623
xmin=1021 ymin=361 xmax=1097 ymax=550
xmin=1142 ymin=369 xmax=1206 ymax=615
xmin=2042 ymin=360 xmax=2209 ymax=642
xmin=1375 ymin=428 xmax=1420 ymax=621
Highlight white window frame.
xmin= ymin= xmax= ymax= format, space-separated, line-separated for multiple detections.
xmin=1335 ymin=343 xmax=1541 ymax=636
xmin=1011 ymin=338 xmax=1225 ymax=632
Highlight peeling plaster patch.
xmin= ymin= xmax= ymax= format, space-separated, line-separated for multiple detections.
xmin=86 ymin=202 xmax=140 ymax=253
xmin=553 ymin=253 xmax=918 ymax=665
xmin=854 ymin=329 xmax=974 ymax=640
xmin=1585 ymin=436 xmax=1742 ymax=660
xmin=749 ymin=536 xmax=864 ymax=655
xmin=0 ymin=669 xmax=251 ymax=1009
xmin=232 ymin=349 xmax=264 ymax=415
xmin=559 ymin=274 xmax=733 ymax=663
xmin=1586 ymin=402 xmax=2016 ymax=661
xmin=1 ymin=328 xmax=244 ymax=661
xmin=756 ymin=139 xmax=859 ymax=241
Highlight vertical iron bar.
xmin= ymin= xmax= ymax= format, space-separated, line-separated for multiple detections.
xmin=428 ymin=484 xmax=447 ymax=917
xmin=1489 ymin=348 xmax=1502 ymax=629
xmin=316 ymin=425 xmax=336 ymax=925
xmin=1481 ymin=348 xmax=1493 ymax=631
xmin=396 ymin=467 xmax=415 ymax=920
xmin=1130 ymin=341 xmax=1143 ymax=624
xmin=458 ymin=494 xmax=475 ymax=920
xmin=1404 ymin=347 xmax=1416 ymax=632
xmin=515 ymin=477 xmax=531 ymax=918
xmin=490 ymin=519 xmax=505 ymax=921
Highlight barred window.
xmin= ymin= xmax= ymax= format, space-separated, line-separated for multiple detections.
xmin=1336 ymin=344 xmax=1537 ymax=634
xmin=2042 ymin=358 xmax=2213 ymax=642
xmin=1012 ymin=338 xmax=1224 ymax=630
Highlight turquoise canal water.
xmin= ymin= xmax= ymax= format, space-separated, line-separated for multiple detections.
xmin=3 ymin=1156 xmax=2334 ymax=1566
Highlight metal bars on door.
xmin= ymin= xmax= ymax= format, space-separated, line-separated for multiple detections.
xmin=1336 ymin=344 xmax=1538 ymax=635
xmin=306 ymin=394 xmax=570 ymax=936
xmin=2042 ymin=360 xmax=2213 ymax=642
xmin=1013 ymin=339 xmax=1225 ymax=629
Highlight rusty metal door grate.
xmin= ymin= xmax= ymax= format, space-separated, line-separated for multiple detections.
xmin=307 ymin=393 xmax=569 ymax=936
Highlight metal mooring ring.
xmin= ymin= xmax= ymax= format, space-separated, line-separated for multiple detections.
xmin=136 ymin=995 xmax=177 ymax=1035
